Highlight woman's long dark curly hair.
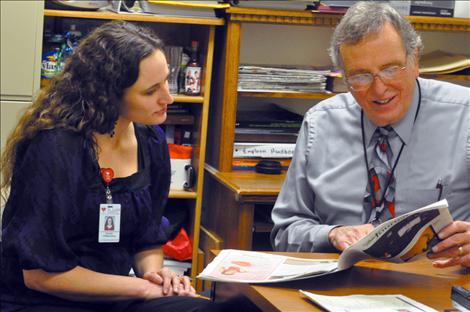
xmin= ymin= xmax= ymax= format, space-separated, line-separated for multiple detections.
xmin=1 ymin=20 xmax=163 ymax=195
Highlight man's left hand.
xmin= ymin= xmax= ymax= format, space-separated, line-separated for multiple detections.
xmin=427 ymin=220 xmax=470 ymax=268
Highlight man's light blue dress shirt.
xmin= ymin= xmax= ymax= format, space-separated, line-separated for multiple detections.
xmin=271 ymin=78 xmax=470 ymax=252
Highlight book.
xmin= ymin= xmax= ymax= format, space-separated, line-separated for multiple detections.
xmin=316 ymin=1 xmax=410 ymax=16
xmin=233 ymin=142 xmax=296 ymax=158
xmin=197 ymin=199 xmax=452 ymax=283
xmin=139 ymin=0 xmax=229 ymax=18
xmin=419 ymin=50 xmax=470 ymax=75
xmin=235 ymin=129 xmax=298 ymax=144
xmin=165 ymin=114 xmax=195 ymax=125
xmin=236 ymin=108 xmax=303 ymax=130
xmin=233 ymin=0 xmax=315 ymax=11
xmin=300 ymin=291 xmax=438 ymax=312
xmin=410 ymin=0 xmax=455 ymax=17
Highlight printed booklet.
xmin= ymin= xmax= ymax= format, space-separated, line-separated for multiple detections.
xmin=299 ymin=290 xmax=438 ymax=312
xmin=197 ymin=199 xmax=451 ymax=283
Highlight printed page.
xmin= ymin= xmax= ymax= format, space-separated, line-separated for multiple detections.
xmin=197 ymin=249 xmax=338 ymax=283
xmin=300 ymin=290 xmax=438 ymax=312
xmin=338 ymin=199 xmax=451 ymax=270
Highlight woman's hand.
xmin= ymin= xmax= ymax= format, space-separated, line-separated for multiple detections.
xmin=143 ymin=268 xmax=195 ymax=297
xmin=427 ymin=220 xmax=470 ymax=268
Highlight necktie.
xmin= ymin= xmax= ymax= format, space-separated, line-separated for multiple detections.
xmin=366 ymin=126 xmax=397 ymax=222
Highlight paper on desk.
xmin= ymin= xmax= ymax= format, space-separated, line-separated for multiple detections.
xmin=197 ymin=250 xmax=338 ymax=283
xmin=198 ymin=200 xmax=452 ymax=283
xmin=300 ymin=290 xmax=438 ymax=312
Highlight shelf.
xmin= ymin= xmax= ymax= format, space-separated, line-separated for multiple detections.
xmin=40 ymin=81 xmax=206 ymax=102
xmin=44 ymin=9 xmax=225 ymax=26
xmin=238 ymin=91 xmax=335 ymax=100
xmin=172 ymin=94 xmax=204 ymax=103
xmin=420 ymin=74 xmax=469 ymax=81
xmin=169 ymin=189 xmax=197 ymax=199
xmin=226 ymin=7 xmax=470 ymax=32
xmin=205 ymin=164 xmax=284 ymax=198
xmin=164 ymin=114 xmax=194 ymax=125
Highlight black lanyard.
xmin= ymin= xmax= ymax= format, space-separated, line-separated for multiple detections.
xmin=361 ymin=79 xmax=422 ymax=210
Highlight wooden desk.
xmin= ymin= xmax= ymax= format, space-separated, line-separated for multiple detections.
xmin=203 ymin=165 xmax=284 ymax=250
xmin=214 ymin=253 xmax=470 ymax=312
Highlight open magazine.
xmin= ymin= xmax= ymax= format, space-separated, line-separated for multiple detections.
xmin=197 ymin=199 xmax=452 ymax=283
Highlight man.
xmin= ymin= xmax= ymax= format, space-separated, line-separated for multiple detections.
xmin=271 ymin=1 xmax=470 ymax=268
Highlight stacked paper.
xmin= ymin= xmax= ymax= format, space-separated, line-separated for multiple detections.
xmin=238 ymin=65 xmax=329 ymax=93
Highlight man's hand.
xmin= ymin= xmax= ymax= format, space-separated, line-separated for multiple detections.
xmin=427 ymin=220 xmax=470 ymax=268
xmin=328 ymin=224 xmax=374 ymax=251
xmin=143 ymin=268 xmax=195 ymax=297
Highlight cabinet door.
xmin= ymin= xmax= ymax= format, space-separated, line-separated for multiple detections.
xmin=0 ymin=0 xmax=44 ymax=100
xmin=1 ymin=100 xmax=30 ymax=151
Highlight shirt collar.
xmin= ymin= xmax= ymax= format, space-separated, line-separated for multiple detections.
xmin=363 ymin=79 xmax=419 ymax=146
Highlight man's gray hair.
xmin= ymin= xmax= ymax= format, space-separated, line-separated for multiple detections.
xmin=329 ymin=1 xmax=423 ymax=70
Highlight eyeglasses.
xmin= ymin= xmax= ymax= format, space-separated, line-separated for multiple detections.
xmin=345 ymin=65 xmax=407 ymax=91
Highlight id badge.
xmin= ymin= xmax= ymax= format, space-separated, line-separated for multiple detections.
xmin=98 ymin=204 xmax=121 ymax=243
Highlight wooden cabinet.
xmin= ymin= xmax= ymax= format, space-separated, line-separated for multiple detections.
xmin=36 ymin=8 xmax=222 ymax=284
xmin=203 ymin=7 xmax=470 ymax=250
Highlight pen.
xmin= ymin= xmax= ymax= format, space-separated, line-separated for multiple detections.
xmin=436 ymin=178 xmax=443 ymax=201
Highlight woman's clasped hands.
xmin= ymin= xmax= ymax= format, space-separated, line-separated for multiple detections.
xmin=143 ymin=267 xmax=196 ymax=298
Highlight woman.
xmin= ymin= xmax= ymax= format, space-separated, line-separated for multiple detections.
xmin=104 ymin=217 xmax=115 ymax=231
xmin=0 ymin=21 xmax=216 ymax=312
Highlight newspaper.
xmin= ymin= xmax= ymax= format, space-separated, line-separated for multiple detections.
xmin=197 ymin=199 xmax=452 ymax=283
xmin=299 ymin=290 xmax=438 ymax=312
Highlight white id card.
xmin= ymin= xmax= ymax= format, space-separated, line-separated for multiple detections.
xmin=98 ymin=204 xmax=121 ymax=243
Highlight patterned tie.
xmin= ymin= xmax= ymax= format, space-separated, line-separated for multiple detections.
xmin=366 ymin=126 xmax=397 ymax=222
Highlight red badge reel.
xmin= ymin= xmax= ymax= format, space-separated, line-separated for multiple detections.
xmin=101 ymin=168 xmax=114 ymax=204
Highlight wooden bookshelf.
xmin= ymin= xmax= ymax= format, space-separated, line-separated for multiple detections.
xmin=173 ymin=94 xmax=205 ymax=103
xmin=239 ymin=91 xmax=335 ymax=100
xmin=44 ymin=9 xmax=225 ymax=26
xmin=203 ymin=6 xmax=470 ymax=252
xmin=226 ymin=7 xmax=470 ymax=32
xmin=169 ymin=190 xmax=197 ymax=199
xmin=420 ymin=74 xmax=469 ymax=81
xmin=208 ymin=7 xmax=470 ymax=173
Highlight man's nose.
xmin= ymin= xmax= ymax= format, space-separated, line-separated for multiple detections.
xmin=370 ymin=75 xmax=388 ymax=95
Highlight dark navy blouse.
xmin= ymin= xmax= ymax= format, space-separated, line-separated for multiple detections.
xmin=1 ymin=124 xmax=171 ymax=310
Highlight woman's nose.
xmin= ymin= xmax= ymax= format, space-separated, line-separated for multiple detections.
xmin=160 ymin=82 xmax=174 ymax=106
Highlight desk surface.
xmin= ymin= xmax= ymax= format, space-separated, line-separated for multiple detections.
xmin=205 ymin=164 xmax=285 ymax=196
xmin=222 ymin=253 xmax=470 ymax=312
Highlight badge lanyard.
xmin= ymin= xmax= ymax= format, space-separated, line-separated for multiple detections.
xmin=361 ymin=79 xmax=422 ymax=214
xmin=98 ymin=167 xmax=121 ymax=243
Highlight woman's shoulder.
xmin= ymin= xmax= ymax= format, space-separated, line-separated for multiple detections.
xmin=18 ymin=128 xmax=86 ymax=161
xmin=135 ymin=124 xmax=166 ymax=142
xmin=135 ymin=124 xmax=168 ymax=152
xmin=33 ymin=128 xmax=84 ymax=150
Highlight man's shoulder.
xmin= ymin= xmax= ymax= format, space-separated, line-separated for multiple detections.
xmin=305 ymin=92 xmax=359 ymax=120
xmin=420 ymin=77 xmax=470 ymax=107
